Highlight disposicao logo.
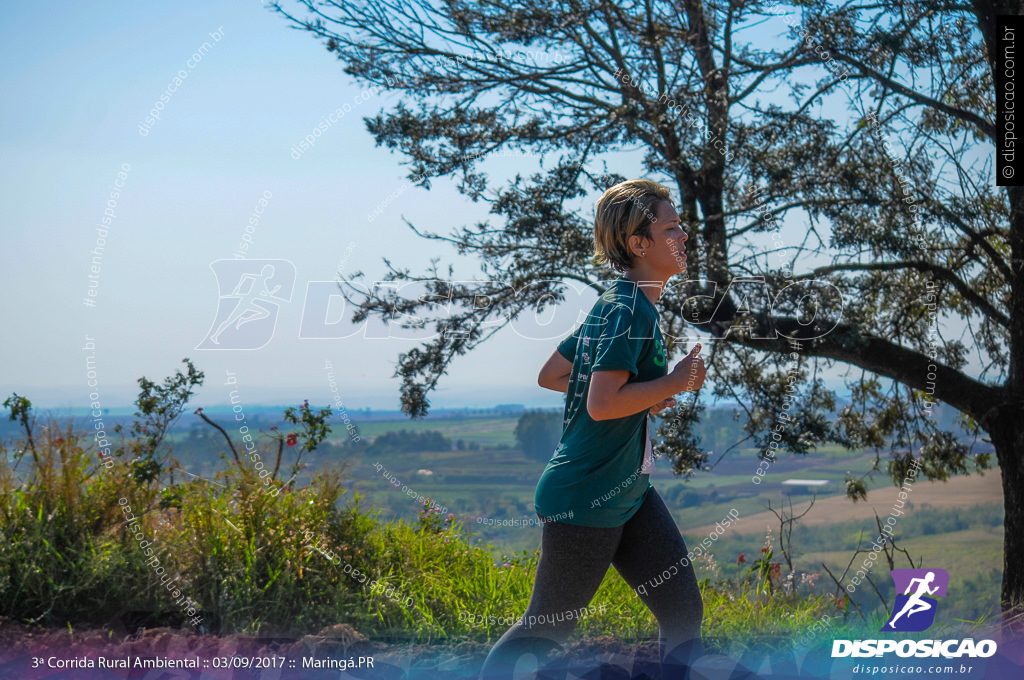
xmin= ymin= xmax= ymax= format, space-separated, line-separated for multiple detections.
xmin=196 ymin=260 xmax=295 ymax=350
xmin=832 ymin=567 xmax=998 ymax=659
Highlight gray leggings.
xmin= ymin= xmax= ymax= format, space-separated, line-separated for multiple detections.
xmin=479 ymin=487 xmax=704 ymax=679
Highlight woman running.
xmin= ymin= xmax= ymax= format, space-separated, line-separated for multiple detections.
xmin=480 ymin=179 xmax=707 ymax=679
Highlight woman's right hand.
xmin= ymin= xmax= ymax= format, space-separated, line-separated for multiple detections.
xmin=670 ymin=343 xmax=705 ymax=392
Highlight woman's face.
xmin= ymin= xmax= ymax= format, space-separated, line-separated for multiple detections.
xmin=636 ymin=199 xmax=687 ymax=277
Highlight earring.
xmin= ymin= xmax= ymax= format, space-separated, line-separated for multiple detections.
xmin=641 ymin=251 xmax=646 ymax=256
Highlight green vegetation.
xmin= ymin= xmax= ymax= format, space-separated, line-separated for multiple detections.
xmin=0 ymin=361 xmax=1001 ymax=649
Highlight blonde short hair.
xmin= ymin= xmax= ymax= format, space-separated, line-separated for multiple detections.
xmin=592 ymin=180 xmax=674 ymax=274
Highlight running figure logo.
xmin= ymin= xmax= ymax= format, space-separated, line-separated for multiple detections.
xmin=196 ymin=260 xmax=296 ymax=350
xmin=881 ymin=568 xmax=949 ymax=632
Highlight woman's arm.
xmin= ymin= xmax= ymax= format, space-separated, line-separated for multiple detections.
xmin=587 ymin=371 xmax=681 ymax=421
xmin=538 ymin=349 xmax=573 ymax=392
xmin=588 ymin=345 xmax=705 ymax=421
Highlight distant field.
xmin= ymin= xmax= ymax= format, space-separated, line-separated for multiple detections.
xmin=163 ymin=415 xmax=523 ymax=449
xmin=346 ymin=417 xmax=520 ymax=447
xmin=797 ymin=526 xmax=1003 ymax=578
xmin=648 ymin=449 xmax=881 ymax=490
xmin=685 ymin=470 xmax=1004 ymax=535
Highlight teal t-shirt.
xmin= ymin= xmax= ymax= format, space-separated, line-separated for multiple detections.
xmin=534 ymin=277 xmax=669 ymax=527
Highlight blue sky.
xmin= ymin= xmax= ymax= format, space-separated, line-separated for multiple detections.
xmin=1 ymin=0 xmax=909 ymax=414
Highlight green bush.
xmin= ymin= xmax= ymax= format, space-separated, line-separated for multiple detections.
xmin=514 ymin=409 xmax=562 ymax=461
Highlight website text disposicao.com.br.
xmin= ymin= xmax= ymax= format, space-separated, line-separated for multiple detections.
xmin=834 ymin=637 xmax=996 ymax=676
xmin=850 ymin=663 xmax=979 ymax=675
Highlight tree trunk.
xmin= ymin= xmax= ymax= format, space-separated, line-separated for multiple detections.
xmin=990 ymin=416 xmax=1024 ymax=619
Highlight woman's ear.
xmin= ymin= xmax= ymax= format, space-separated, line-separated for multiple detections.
xmin=628 ymin=234 xmax=639 ymax=257
xmin=629 ymin=233 xmax=650 ymax=257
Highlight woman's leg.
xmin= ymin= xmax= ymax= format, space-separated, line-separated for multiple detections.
xmin=611 ymin=488 xmax=704 ymax=673
xmin=479 ymin=518 xmax=622 ymax=680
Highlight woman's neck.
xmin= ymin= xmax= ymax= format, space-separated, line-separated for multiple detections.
xmin=621 ymin=271 xmax=664 ymax=305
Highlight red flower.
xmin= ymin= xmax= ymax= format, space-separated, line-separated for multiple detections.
xmin=770 ymin=563 xmax=781 ymax=579
xmin=193 ymin=407 xmax=203 ymax=414
xmin=737 ymin=553 xmax=746 ymax=565
xmin=836 ymin=597 xmax=846 ymax=609
xmin=55 ymin=437 xmax=65 ymax=444
xmin=761 ymin=546 xmax=769 ymax=554
xmin=269 ymin=425 xmax=278 ymax=431
xmin=286 ymin=433 xmax=298 ymax=447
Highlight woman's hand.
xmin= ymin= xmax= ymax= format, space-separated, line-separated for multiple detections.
xmin=649 ymin=397 xmax=677 ymax=415
xmin=669 ymin=343 xmax=706 ymax=392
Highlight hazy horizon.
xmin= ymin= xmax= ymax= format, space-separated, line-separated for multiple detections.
xmin=18 ymin=382 xmax=570 ymax=414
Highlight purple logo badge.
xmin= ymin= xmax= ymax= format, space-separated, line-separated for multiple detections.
xmin=881 ymin=568 xmax=949 ymax=632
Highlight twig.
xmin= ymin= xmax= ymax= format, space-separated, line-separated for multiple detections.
xmin=821 ymin=561 xmax=865 ymax=620
xmin=195 ymin=412 xmax=241 ymax=468
xmin=273 ymin=438 xmax=283 ymax=479
xmin=864 ymin=572 xmax=889 ymax=613
xmin=767 ymin=495 xmax=816 ymax=575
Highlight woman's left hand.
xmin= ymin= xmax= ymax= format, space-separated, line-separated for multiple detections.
xmin=648 ymin=397 xmax=677 ymax=415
